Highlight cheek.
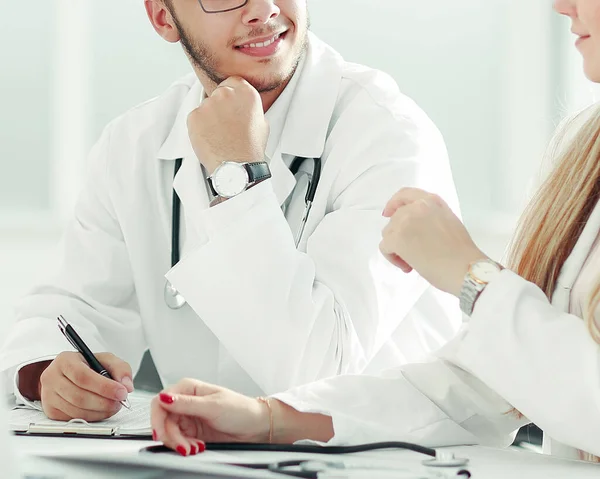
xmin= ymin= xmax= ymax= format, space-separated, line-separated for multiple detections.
xmin=282 ymin=0 xmax=307 ymax=26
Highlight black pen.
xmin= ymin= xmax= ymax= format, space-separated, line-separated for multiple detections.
xmin=57 ymin=315 xmax=131 ymax=410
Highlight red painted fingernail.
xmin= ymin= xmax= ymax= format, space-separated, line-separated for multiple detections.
xmin=176 ymin=445 xmax=187 ymax=457
xmin=190 ymin=444 xmax=197 ymax=455
xmin=159 ymin=393 xmax=175 ymax=404
xmin=197 ymin=441 xmax=206 ymax=453
xmin=152 ymin=430 xmax=157 ymax=441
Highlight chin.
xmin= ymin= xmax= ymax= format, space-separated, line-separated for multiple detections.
xmin=243 ymin=63 xmax=297 ymax=93
xmin=245 ymin=74 xmax=288 ymax=93
xmin=583 ymin=64 xmax=600 ymax=84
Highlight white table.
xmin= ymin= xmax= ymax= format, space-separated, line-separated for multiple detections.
xmin=13 ymin=435 xmax=600 ymax=479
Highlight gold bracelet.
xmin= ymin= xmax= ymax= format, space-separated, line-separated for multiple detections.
xmin=257 ymin=396 xmax=273 ymax=444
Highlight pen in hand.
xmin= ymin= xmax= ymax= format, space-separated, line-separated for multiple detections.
xmin=57 ymin=315 xmax=131 ymax=410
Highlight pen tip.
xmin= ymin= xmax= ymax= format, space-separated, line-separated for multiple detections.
xmin=121 ymin=398 xmax=132 ymax=410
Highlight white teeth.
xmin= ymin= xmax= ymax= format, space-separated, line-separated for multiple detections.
xmin=241 ymin=33 xmax=281 ymax=49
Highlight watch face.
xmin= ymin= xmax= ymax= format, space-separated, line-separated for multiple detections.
xmin=471 ymin=261 xmax=501 ymax=283
xmin=213 ymin=162 xmax=249 ymax=198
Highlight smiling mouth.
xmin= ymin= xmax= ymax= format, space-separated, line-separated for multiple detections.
xmin=236 ymin=31 xmax=286 ymax=49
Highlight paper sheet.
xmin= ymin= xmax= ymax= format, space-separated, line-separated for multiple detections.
xmin=10 ymin=393 xmax=151 ymax=435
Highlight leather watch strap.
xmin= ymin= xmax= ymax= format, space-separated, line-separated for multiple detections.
xmin=245 ymin=162 xmax=271 ymax=184
xmin=207 ymin=177 xmax=218 ymax=197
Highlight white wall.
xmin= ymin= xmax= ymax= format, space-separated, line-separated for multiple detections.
xmin=310 ymin=1 xmax=560 ymax=259
xmin=0 ymin=1 xmax=594 ymax=328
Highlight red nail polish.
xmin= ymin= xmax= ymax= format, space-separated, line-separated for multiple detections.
xmin=152 ymin=430 xmax=157 ymax=441
xmin=159 ymin=393 xmax=175 ymax=404
xmin=190 ymin=444 xmax=197 ymax=455
xmin=197 ymin=441 xmax=206 ymax=453
xmin=176 ymin=445 xmax=187 ymax=457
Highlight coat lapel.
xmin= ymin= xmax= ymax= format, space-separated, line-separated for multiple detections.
xmin=552 ymin=199 xmax=600 ymax=310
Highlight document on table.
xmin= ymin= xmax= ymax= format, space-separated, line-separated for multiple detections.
xmin=9 ymin=393 xmax=152 ymax=437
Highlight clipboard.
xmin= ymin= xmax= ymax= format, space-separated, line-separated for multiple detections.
xmin=10 ymin=392 xmax=154 ymax=440
xmin=13 ymin=418 xmax=153 ymax=440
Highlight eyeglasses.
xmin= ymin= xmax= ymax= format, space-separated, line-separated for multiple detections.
xmin=198 ymin=0 xmax=249 ymax=14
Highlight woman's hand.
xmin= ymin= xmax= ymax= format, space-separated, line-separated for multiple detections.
xmin=380 ymin=187 xmax=488 ymax=296
xmin=151 ymin=379 xmax=269 ymax=456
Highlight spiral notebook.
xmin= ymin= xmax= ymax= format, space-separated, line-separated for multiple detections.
xmin=9 ymin=393 xmax=152 ymax=438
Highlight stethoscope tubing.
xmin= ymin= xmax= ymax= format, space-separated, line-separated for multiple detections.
xmin=165 ymin=157 xmax=321 ymax=310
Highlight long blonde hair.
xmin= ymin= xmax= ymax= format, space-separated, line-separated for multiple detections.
xmin=507 ymin=105 xmax=600 ymax=462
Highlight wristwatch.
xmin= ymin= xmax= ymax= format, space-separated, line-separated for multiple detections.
xmin=459 ymin=259 xmax=504 ymax=316
xmin=207 ymin=161 xmax=271 ymax=199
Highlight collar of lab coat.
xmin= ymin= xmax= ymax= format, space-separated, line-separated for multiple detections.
xmin=552 ymin=198 xmax=600 ymax=309
xmin=156 ymin=32 xmax=343 ymax=205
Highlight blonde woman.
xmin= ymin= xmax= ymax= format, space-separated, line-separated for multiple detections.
xmin=150 ymin=0 xmax=600 ymax=462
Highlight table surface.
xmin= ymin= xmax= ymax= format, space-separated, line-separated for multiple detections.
xmin=13 ymin=434 xmax=600 ymax=479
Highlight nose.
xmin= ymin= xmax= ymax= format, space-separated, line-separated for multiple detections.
xmin=553 ymin=0 xmax=576 ymax=18
xmin=241 ymin=0 xmax=280 ymax=26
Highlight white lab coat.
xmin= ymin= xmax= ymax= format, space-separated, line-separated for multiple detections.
xmin=274 ymin=200 xmax=600 ymax=460
xmin=0 ymin=34 xmax=461 ymax=399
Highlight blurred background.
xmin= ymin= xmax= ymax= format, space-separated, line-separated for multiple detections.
xmin=1 ymin=1 xmax=599 ymax=442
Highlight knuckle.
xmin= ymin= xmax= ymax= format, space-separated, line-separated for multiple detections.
xmin=46 ymin=406 xmax=68 ymax=421
xmin=428 ymin=193 xmax=444 ymax=206
xmin=39 ymin=365 xmax=52 ymax=384
xmin=98 ymin=352 xmax=116 ymax=361
xmin=71 ymin=369 xmax=89 ymax=388
xmin=216 ymin=86 xmax=233 ymax=98
xmin=69 ymin=390 xmax=85 ymax=407
xmin=413 ymin=200 xmax=430 ymax=215
xmin=179 ymin=378 xmax=194 ymax=390
xmin=99 ymin=383 xmax=116 ymax=399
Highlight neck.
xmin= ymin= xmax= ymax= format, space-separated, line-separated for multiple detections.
xmin=258 ymin=81 xmax=289 ymax=112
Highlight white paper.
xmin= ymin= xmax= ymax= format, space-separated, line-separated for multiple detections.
xmin=0 ymin=378 xmax=16 ymax=477
xmin=10 ymin=393 xmax=151 ymax=435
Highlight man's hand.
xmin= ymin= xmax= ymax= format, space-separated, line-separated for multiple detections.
xmin=20 ymin=352 xmax=134 ymax=422
xmin=188 ymin=77 xmax=269 ymax=175
xmin=151 ymin=378 xmax=269 ymax=456
xmin=379 ymin=187 xmax=488 ymax=296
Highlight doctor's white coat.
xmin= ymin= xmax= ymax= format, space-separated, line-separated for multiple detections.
xmin=274 ymin=199 xmax=600 ymax=461
xmin=0 ymin=34 xmax=460 ymax=399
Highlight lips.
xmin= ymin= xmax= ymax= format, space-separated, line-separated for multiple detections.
xmin=238 ymin=32 xmax=282 ymax=49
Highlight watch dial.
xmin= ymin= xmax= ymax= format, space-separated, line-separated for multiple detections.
xmin=471 ymin=261 xmax=501 ymax=282
xmin=214 ymin=163 xmax=249 ymax=197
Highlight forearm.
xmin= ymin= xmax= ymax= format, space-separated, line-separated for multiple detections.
xmin=271 ymin=399 xmax=334 ymax=444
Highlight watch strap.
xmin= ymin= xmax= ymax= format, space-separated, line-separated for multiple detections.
xmin=459 ymin=260 xmax=503 ymax=317
xmin=245 ymin=162 xmax=271 ymax=184
xmin=207 ymin=176 xmax=218 ymax=197
xmin=459 ymin=275 xmax=483 ymax=317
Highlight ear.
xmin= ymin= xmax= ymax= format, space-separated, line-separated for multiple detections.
xmin=144 ymin=0 xmax=181 ymax=43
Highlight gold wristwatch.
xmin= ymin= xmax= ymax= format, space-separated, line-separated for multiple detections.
xmin=459 ymin=259 xmax=504 ymax=316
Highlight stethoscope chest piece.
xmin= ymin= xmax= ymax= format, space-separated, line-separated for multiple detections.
xmin=164 ymin=280 xmax=186 ymax=310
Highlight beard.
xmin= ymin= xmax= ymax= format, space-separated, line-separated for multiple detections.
xmin=169 ymin=9 xmax=309 ymax=93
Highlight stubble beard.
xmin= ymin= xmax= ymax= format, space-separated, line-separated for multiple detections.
xmin=169 ymin=10 xmax=309 ymax=93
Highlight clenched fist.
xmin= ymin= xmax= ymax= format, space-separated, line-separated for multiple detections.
xmin=188 ymin=76 xmax=269 ymax=175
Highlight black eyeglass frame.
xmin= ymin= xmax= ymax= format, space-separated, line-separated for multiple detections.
xmin=198 ymin=0 xmax=249 ymax=14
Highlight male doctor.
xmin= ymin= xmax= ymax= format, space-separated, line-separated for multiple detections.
xmin=0 ymin=0 xmax=460 ymax=422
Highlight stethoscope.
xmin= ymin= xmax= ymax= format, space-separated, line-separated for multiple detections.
xmin=164 ymin=156 xmax=322 ymax=310
xmin=142 ymin=442 xmax=471 ymax=478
